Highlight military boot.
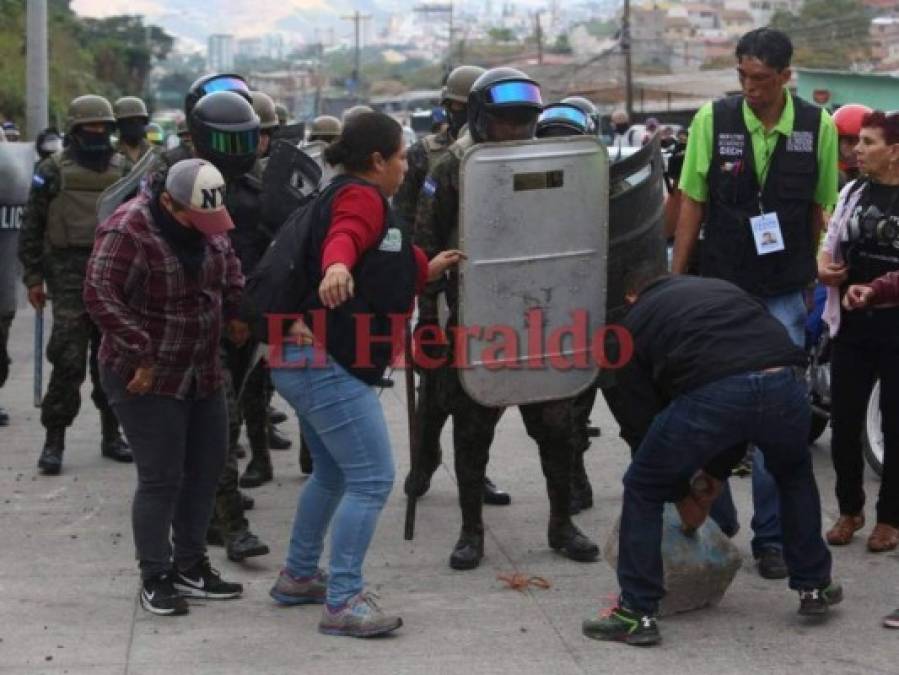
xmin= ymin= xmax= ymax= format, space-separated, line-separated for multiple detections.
xmin=569 ymin=451 xmax=594 ymax=515
xmin=241 ymin=424 xmax=274 ymax=488
xmin=548 ymin=518 xmax=600 ymax=562
xmin=226 ymin=529 xmax=270 ymax=562
xmin=100 ymin=410 xmax=132 ymax=463
xmin=449 ymin=527 xmax=485 ymax=571
xmin=38 ymin=427 xmax=66 ymax=475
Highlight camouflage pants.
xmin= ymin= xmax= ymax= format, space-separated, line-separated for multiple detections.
xmin=212 ymin=345 xmax=249 ymax=538
xmin=440 ymin=365 xmax=575 ymax=532
xmin=0 ymin=311 xmax=12 ymax=389
xmin=42 ymin=252 xmax=114 ymax=429
xmin=224 ymin=341 xmax=268 ymax=451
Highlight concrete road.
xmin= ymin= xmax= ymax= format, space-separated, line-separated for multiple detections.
xmin=0 ymin=313 xmax=895 ymax=675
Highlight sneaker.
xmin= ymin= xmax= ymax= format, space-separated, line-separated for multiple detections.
xmin=883 ymin=608 xmax=899 ymax=628
xmin=269 ymin=568 xmax=328 ymax=606
xmin=582 ymin=604 xmax=661 ymax=646
xmin=140 ymin=574 xmax=189 ymax=616
xmin=319 ymin=591 xmax=402 ymax=638
xmin=756 ymin=547 xmax=789 ymax=580
xmin=173 ymin=558 xmax=243 ymax=600
xmin=798 ymin=582 xmax=843 ymax=616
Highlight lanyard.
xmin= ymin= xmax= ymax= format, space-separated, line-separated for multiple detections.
xmin=757 ymin=134 xmax=777 ymax=214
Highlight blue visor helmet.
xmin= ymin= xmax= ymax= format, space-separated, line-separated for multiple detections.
xmin=536 ymin=103 xmax=592 ymax=137
xmin=185 ymin=73 xmax=251 ymax=117
xmin=468 ymin=68 xmax=543 ymax=143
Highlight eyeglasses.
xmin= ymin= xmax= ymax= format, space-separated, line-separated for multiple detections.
xmin=208 ymin=128 xmax=259 ymax=155
xmin=538 ymin=104 xmax=590 ymax=131
xmin=485 ymin=81 xmax=542 ymax=107
xmin=201 ymin=76 xmax=250 ymax=97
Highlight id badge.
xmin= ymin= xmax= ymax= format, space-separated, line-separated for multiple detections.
xmin=750 ymin=212 xmax=785 ymax=256
xmin=378 ymin=227 xmax=402 ymax=253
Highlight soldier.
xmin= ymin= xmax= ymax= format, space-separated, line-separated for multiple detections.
xmin=113 ymin=97 xmax=152 ymax=166
xmin=535 ymin=98 xmax=603 ymax=515
xmin=306 ymin=115 xmax=341 ymax=144
xmin=18 ymin=95 xmax=132 ymax=474
xmin=226 ymin=90 xmax=293 ymax=491
xmin=2 ymin=122 xmax=20 ymax=142
xmin=397 ymin=65 xmax=510 ymax=506
xmin=175 ymin=117 xmax=192 ymax=154
xmin=415 ymin=68 xmax=600 ymax=570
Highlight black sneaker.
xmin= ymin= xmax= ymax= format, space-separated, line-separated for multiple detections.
xmin=798 ymin=582 xmax=843 ymax=617
xmin=140 ymin=574 xmax=189 ymax=616
xmin=173 ymin=558 xmax=243 ymax=600
xmin=582 ymin=604 xmax=661 ymax=646
xmin=756 ymin=547 xmax=788 ymax=580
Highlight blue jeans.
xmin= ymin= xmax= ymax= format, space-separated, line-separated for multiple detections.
xmin=710 ymin=290 xmax=806 ymax=555
xmin=272 ymin=345 xmax=395 ymax=607
xmin=618 ymin=368 xmax=832 ymax=615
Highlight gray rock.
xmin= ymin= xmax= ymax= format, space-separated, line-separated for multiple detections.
xmin=604 ymin=503 xmax=743 ymax=617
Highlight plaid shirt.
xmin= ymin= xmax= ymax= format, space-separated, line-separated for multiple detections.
xmin=84 ymin=195 xmax=244 ymax=399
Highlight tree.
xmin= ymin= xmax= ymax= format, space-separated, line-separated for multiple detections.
xmin=770 ymin=0 xmax=871 ymax=69
xmin=488 ymin=27 xmax=517 ymax=43
xmin=550 ymin=33 xmax=573 ymax=54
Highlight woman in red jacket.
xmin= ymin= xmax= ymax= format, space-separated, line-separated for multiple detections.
xmin=267 ymin=111 xmax=462 ymax=638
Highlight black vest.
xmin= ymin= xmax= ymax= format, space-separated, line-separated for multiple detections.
xmin=306 ymin=176 xmax=417 ymax=384
xmin=226 ymin=175 xmax=270 ymax=276
xmin=704 ymin=94 xmax=821 ymax=297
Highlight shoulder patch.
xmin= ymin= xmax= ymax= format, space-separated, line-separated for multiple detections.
xmin=32 ymin=173 xmax=46 ymax=188
xmin=422 ymin=177 xmax=437 ymax=197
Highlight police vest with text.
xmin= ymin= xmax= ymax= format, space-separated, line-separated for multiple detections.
xmin=704 ymin=94 xmax=820 ymax=297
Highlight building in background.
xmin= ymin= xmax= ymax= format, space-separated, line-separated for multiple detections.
xmin=207 ymin=34 xmax=235 ymax=72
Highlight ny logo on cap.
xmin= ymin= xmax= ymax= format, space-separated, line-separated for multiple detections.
xmin=201 ymin=186 xmax=226 ymax=209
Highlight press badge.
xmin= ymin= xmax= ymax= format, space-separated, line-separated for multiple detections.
xmin=750 ymin=213 xmax=785 ymax=255
xmin=378 ymin=227 xmax=402 ymax=252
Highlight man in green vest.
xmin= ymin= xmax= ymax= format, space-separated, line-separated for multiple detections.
xmin=19 ymin=95 xmax=132 ymax=475
xmin=671 ymin=28 xmax=839 ymax=580
xmin=113 ymin=96 xmax=153 ymax=168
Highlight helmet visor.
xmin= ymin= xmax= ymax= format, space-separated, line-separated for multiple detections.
xmin=209 ymin=128 xmax=259 ymax=155
xmin=539 ymin=104 xmax=590 ymax=132
xmin=485 ymin=81 xmax=542 ymax=107
xmin=201 ymin=76 xmax=251 ymax=98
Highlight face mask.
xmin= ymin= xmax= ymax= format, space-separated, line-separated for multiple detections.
xmin=73 ymin=129 xmax=112 ymax=154
xmin=614 ymin=123 xmax=630 ymax=135
xmin=448 ymin=108 xmax=468 ymax=138
xmin=117 ymin=119 xmax=147 ymax=145
xmin=39 ymin=138 xmax=62 ymax=155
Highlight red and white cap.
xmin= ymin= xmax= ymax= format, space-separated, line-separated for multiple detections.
xmin=165 ymin=158 xmax=234 ymax=235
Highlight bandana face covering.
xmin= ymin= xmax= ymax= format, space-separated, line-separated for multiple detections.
xmin=117 ymin=118 xmax=147 ymax=145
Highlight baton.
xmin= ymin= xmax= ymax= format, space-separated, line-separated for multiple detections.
xmin=33 ymin=307 xmax=43 ymax=408
xmin=403 ymin=323 xmax=419 ymax=540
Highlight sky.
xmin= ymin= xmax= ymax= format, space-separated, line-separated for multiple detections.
xmin=71 ymin=0 xmax=553 ymax=48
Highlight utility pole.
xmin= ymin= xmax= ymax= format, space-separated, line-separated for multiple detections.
xmin=622 ymin=0 xmax=634 ymax=118
xmin=414 ymin=2 xmax=455 ymax=71
xmin=26 ymin=0 xmax=49 ymax=139
xmin=535 ymin=10 xmax=545 ymax=66
xmin=341 ymin=11 xmax=371 ymax=96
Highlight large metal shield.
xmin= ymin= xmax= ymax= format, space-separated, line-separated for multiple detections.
xmin=96 ymin=148 xmax=160 ymax=223
xmin=458 ymin=136 xmax=609 ymax=407
xmin=301 ymin=141 xmax=337 ymax=186
xmin=0 ymin=143 xmax=36 ymax=313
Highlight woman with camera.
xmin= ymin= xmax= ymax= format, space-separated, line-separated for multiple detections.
xmin=818 ymin=111 xmax=899 ymax=552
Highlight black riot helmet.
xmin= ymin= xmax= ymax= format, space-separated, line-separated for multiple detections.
xmin=562 ymin=96 xmax=600 ymax=134
xmin=189 ymin=90 xmax=260 ymax=180
xmin=536 ymin=102 xmax=594 ymax=138
xmin=184 ymin=73 xmax=251 ymax=117
xmin=467 ymin=67 xmax=542 ymax=143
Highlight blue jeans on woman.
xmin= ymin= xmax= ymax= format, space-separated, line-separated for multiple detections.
xmin=272 ymin=345 xmax=395 ymax=608
xmin=618 ymin=368 xmax=832 ymax=615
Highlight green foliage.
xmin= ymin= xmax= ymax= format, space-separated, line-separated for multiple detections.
xmin=550 ymin=33 xmax=573 ymax=55
xmin=770 ymin=0 xmax=872 ymax=69
xmin=487 ymin=27 xmax=517 ymax=43
xmin=0 ymin=1 xmax=173 ymax=130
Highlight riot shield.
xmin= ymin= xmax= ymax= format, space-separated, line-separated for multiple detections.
xmin=301 ymin=141 xmax=337 ymax=186
xmin=261 ymin=140 xmax=323 ymax=235
xmin=458 ymin=136 xmax=609 ymax=407
xmin=272 ymin=122 xmax=306 ymax=145
xmin=607 ymin=136 xmax=666 ymax=323
xmin=0 ymin=143 xmax=36 ymax=314
xmin=96 ymin=148 xmax=160 ymax=223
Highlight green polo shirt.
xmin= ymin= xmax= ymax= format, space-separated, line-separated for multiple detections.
xmin=678 ymin=91 xmax=838 ymax=210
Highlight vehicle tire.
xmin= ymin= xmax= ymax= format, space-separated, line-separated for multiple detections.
xmin=862 ymin=380 xmax=884 ymax=477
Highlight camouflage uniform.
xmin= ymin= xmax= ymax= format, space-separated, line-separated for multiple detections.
xmin=413 ymin=136 xmax=579 ymax=535
xmin=18 ymin=149 xmax=127 ymax=432
xmin=115 ymin=138 xmax=153 ymax=172
xmin=0 ymin=311 xmax=11 ymax=389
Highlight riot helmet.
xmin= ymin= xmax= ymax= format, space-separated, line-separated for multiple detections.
xmin=342 ymin=105 xmax=373 ymax=125
xmin=250 ymin=91 xmax=280 ymax=130
xmin=189 ymin=90 xmax=260 ymax=180
xmin=561 ymin=96 xmax=600 ymax=134
xmin=308 ymin=115 xmax=342 ymax=143
xmin=184 ymin=73 xmax=251 ymax=117
xmin=467 ymin=67 xmax=542 ymax=143
xmin=537 ymin=102 xmax=594 ymax=138
xmin=275 ymin=103 xmax=289 ymax=126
